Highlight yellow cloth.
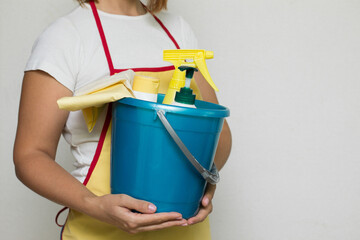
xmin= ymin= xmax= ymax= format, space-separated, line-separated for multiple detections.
xmin=57 ymin=71 xmax=135 ymax=132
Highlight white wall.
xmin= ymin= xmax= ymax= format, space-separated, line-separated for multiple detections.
xmin=1 ymin=0 xmax=360 ymax=239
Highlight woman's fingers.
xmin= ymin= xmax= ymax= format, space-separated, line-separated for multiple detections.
xmin=118 ymin=211 xmax=186 ymax=234
xmin=135 ymin=218 xmax=188 ymax=233
xmin=187 ymin=184 xmax=216 ymax=225
xmin=116 ymin=194 xmax=157 ymax=214
xmin=124 ymin=211 xmax=184 ymax=227
xmin=187 ymin=202 xmax=213 ymax=225
xmin=106 ymin=194 xmax=185 ymax=233
xmin=201 ymin=184 xmax=216 ymax=207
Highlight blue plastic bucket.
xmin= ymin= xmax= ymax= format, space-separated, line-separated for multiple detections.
xmin=111 ymin=94 xmax=230 ymax=219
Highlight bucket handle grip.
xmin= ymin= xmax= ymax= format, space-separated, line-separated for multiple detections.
xmin=156 ymin=110 xmax=219 ymax=185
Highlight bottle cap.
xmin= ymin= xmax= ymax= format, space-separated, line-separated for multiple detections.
xmin=175 ymin=87 xmax=196 ymax=105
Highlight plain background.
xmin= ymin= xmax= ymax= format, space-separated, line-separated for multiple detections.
xmin=1 ymin=0 xmax=360 ymax=239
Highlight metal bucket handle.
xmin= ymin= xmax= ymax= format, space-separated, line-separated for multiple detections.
xmin=156 ymin=110 xmax=219 ymax=185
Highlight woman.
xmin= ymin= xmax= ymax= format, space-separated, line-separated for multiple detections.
xmin=13 ymin=0 xmax=232 ymax=239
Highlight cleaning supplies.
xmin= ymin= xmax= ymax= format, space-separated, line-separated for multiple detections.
xmin=162 ymin=49 xmax=219 ymax=104
xmin=172 ymin=66 xmax=198 ymax=108
xmin=111 ymin=94 xmax=230 ymax=218
xmin=132 ymin=75 xmax=160 ymax=102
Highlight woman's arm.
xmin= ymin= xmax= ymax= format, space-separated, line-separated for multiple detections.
xmin=194 ymin=71 xmax=232 ymax=170
xmin=187 ymin=72 xmax=232 ymax=225
xmin=14 ymin=71 xmax=187 ymax=234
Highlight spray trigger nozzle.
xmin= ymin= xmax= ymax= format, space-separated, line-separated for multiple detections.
xmin=178 ymin=66 xmax=198 ymax=88
xmin=178 ymin=66 xmax=198 ymax=79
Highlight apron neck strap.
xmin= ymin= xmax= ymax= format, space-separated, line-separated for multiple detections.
xmin=89 ymin=1 xmax=180 ymax=76
xmin=141 ymin=3 xmax=180 ymax=50
xmin=90 ymin=1 xmax=115 ymax=75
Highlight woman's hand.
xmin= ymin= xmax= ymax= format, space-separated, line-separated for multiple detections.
xmin=187 ymin=184 xmax=216 ymax=225
xmin=87 ymin=194 xmax=188 ymax=234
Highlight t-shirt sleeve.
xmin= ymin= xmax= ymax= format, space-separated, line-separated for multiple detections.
xmin=25 ymin=17 xmax=82 ymax=92
xmin=179 ymin=16 xmax=198 ymax=49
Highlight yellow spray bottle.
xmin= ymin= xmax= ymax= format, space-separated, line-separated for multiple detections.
xmin=162 ymin=49 xmax=219 ymax=104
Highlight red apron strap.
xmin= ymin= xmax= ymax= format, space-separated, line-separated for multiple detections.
xmin=55 ymin=104 xmax=111 ymax=228
xmin=55 ymin=206 xmax=68 ymax=227
xmin=141 ymin=3 xmax=180 ymax=50
xmin=90 ymin=1 xmax=115 ymax=75
xmin=55 ymin=104 xmax=112 ymax=227
xmin=148 ymin=12 xmax=180 ymax=50
xmin=90 ymin=1 xmax=181 ymax=76
xmin=82 ymin=103 xmax=112 ymax=186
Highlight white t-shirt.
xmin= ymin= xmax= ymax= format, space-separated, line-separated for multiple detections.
xmin=25 ymin=4 xmax=198 ymax=182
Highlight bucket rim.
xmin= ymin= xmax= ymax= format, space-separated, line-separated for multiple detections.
xmin=115 ymin=94 xmax=230 ymax=118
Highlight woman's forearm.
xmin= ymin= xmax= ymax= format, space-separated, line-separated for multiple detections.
xmin=14 ymin=150 xmax=96 ymax=215
xmin=13 ymin=149 xmax=188 ymax=233
xmin=193 ymin=72 xmax=232 ymax=170
xmin=13 ymin=70 xmax=96 ymax=215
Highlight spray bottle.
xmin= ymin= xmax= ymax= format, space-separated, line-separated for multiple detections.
xmin=172 ymin=66 xmax=198 ymax=108
xmin=162 ymin=49 xmax=219 ymax=105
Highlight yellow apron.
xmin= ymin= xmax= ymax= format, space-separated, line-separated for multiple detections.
xmin=59 ymin=2 xmax=211 ymax=239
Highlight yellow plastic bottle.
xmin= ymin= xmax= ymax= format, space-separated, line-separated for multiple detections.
xmin=132 ymin=75 xmax=160 ymax=102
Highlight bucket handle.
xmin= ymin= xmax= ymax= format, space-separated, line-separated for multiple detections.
xmin=156 ymin=110 xmax=219 ymax=185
